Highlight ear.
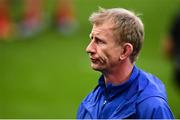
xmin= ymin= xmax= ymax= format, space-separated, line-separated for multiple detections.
xmin=119 ymin=43 xmax=133 ymax=60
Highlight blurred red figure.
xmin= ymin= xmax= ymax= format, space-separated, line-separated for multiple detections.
xmin=0 ymin=0 xmax=11 ymax=39
xmin=20 ymin=0 xmax=43 ymax=37
xmin=55 ymin=0 xmax=77 ymax=35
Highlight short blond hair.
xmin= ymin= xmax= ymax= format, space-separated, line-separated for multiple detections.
xmin=89 ymin=8 xmax=144 ymax=63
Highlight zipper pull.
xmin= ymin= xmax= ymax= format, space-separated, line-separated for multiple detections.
xmin=103 ymin=100 xmax=107 ymax=105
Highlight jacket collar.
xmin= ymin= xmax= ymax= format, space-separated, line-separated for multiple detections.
xmin=98 ymin=65 xmax=139 ymax=100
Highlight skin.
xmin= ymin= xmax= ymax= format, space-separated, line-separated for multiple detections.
xmin=86 ymin=22 xmax=134 ymax=85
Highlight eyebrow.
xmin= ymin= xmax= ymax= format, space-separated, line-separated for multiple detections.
xmin=89 ymin=33 xmax=105 ymax=42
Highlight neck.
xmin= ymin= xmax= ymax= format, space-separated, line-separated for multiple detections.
xmin=103 ymin=60 xmax=134 ymax=85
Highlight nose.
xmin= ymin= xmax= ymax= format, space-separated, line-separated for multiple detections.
xmin=86 ymin=41 xmax=96 ymax=54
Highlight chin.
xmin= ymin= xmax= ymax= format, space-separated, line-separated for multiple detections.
xmin=92 ymin=67 xmax=101 ymax=71
xmin=91 ymin=64 xmax=104 ymax=71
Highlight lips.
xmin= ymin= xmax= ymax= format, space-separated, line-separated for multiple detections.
xmin=90 ymin=57 xmax=98 ymax=63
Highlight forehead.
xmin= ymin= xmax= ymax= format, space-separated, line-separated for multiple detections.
xmin=90 ymin=23 xmax=114 ymax=37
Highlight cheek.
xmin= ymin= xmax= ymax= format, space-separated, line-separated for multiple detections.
xmin=105 ymin=49 xmax=121 ymax=61
xmin=98 ymin=49 xmax=111 ymax=61
xmin=97 ymin=46 xmax=120 ymax=62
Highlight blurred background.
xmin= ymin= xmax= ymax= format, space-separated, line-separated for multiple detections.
xmin=0 ymin=0 xmax=180 ymax=118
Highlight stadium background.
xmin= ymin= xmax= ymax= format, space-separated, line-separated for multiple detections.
xmin=0 ymin=0 xmax=180 ymax=118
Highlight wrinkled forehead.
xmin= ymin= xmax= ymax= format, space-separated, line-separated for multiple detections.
xmin=90 ymin=22 xmax=115 ymax=37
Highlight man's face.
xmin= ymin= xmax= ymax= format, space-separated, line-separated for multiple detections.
xmin=86 ymin=23 xmax=122 ymax=72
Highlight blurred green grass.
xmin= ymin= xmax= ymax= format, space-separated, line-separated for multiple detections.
xmin=0 ymin=0 xmax=180 ymax=118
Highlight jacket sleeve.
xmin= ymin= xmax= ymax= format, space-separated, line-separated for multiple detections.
xmin=76 ymin=102 xmax=92 ymax=119
xmin=136 ymin=96 xmax=174 ymax=119
xmin=76 ymin=103 xmax=84 ymax=119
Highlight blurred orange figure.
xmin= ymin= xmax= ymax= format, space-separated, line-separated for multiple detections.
xmin=20 ymin=0 xmax=43 ymax=37
xmin=0 ymin=0 xmax=11 ymax=39
xmin=55 ymin=0 xmax=77 ymax=35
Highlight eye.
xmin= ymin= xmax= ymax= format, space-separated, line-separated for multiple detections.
xmin=89 ymin=35 xmax=93 ymax=41
xmin=91 ymin=36 xmax=93 ymax=40
xmin=95 ymin=37 xmax=105 ymax=44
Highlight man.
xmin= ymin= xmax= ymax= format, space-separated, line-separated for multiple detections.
xmin=77 ymin=8 xmax=174 ymax=119
xmin=163 ymin=9 xmax=180 ymax=87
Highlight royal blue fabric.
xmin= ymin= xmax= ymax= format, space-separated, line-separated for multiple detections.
xmin=77 ymin=65 xmax=174 ymax=119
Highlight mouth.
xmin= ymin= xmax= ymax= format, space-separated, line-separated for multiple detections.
xmin=90 ymin=57 xmax=98 ymax=63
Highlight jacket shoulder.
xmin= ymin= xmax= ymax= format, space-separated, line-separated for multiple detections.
xmin=137 ymin=69 xmax=167 ymax=102
xmin=136 ymin=96 xmax=174 ymax=119
xmin=135 ymin=69 xmax=174 ymax=118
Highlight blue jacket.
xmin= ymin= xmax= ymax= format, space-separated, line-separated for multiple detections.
xmin=77 ymin=66 xmax=174 ymax=119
